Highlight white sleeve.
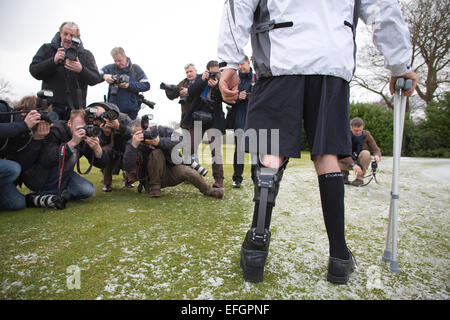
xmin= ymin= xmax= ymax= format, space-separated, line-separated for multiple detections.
xmin=360 ymin=0 xmax=412 ymax=76
xmin=217 ymin=0 xmax=259 ymax=70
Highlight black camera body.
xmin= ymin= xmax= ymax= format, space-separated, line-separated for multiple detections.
xmin=64 ymin=37 xmax=81 ymax=61
xmin=371 ymin=160 xmax=378 ymax=173
xmin=208 ymin=71 xmax=217 ymax=80
xmin=141 ymin=114 xmax=158 ymax=140
xmin=110 ymin=74 xmax=130 ymax=95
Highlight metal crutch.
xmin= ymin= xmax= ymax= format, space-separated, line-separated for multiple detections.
xmin=382 ymin=78 xmax=412 ymax=274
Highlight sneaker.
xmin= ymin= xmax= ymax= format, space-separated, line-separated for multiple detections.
xmin=148 ymin=188 xmax=161 ymax=198
xmin=232 ymin=181 xmax=241 ymax=188
xmin=124 ymin=181 xmax=135 ymax=188
xmin=351 ymin=178 xmax=364 ymax=186
xmin=102 ymin=185 xmax=112 ymax=192
xmin=327 ymin=251 xmax=356 ymax=284
xmin=209 ymin=187 xmax=224 ymax=199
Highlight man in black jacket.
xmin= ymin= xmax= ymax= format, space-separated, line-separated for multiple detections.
xmin=0 ymin=100 xmax=42 ymax=211
xmin=182 ymin=60 xmax=226 ymax=188
xmin=36 ymin=109 xmax=108 ymax=206
xmin=122 ymin=122 xmax=224 ymax=199
xmin=29 ymin=21 xmax=101 ymax=121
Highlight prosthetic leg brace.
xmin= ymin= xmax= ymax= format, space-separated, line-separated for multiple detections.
xmin=25 ymin=193 xmax=67 ymax=210
xmin=240 ymin=158 xmax=289 ymax=282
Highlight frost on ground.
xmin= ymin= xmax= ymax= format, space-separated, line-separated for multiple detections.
xmin=0 ymin=157 xmax=448 ymax=300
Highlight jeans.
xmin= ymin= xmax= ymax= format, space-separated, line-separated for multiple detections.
xmin=0 ymin=159 xmax=26 ymax=211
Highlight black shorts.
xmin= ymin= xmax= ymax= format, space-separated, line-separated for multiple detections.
xmin=244 ymin=75 xmax=351 ymax=159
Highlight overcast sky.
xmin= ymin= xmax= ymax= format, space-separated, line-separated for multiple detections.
xmin=0 ymin=0 xmax=379 ymax=126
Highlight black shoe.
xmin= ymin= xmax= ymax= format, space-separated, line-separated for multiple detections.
xmin=327 ymin=250 xmax=356 ymax=284
xmin=240 ymin=229 xmax=271 ymax=283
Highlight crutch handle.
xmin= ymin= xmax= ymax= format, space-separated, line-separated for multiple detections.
xmin=395 ymin=78 xmax=413 ymax=91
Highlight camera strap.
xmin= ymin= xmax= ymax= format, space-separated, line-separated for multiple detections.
xmin=76 ymin=151 xmax=95 ymax=175
xmin=57 ymin=143 xmax=68 ymax=196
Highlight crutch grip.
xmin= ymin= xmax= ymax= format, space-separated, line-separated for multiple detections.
xmin=395 ymin=78 xmax=405 ymax=91
xmin=395 ymin=78 xmax=413 ymax=91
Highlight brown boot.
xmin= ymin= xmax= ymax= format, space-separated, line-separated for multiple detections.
xmin=209 ymin=187 xmax=224 ymax=199
xmin=148 ymin=186 xmax=161 ymax=198
xmin=213 ymin=178 xmax=224 ymax=188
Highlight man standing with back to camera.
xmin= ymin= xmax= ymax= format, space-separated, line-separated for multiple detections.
xmin=30 ymin=21 xmax=101 ymax=121
xmin=218 ymin=0 xmax=418 ymax=284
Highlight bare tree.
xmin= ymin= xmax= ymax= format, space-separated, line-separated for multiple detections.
xmin=352 ymin=0 xmax=449 ymax=109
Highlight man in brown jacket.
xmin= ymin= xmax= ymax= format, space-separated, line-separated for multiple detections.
xmin=339 ymin=117 xmax=381 ymax=186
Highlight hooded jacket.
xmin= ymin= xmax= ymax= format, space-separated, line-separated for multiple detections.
xmin=100 ymin=59 xmax=151 ymax=113
xmin=218 ymin=0 xmax=412 ymax=81
xmin=29 ymin=32 xmax=101 ymax=109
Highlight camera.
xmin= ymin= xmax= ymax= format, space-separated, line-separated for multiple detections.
xmin=82 ymin=124 xmax=102 ymax=137
xmin=141 ymin=114 xmax=158 ymax=140
xmin=188 ymin=154 xmax=208 ymax=177
xmin=208 ymin=71 xmax=217 ymax=80
xmin=36 ymin=90 xmax=59 ymax=123
xmin=110 ymin=74 xmax=130 ymax=95
xmin=371 ymin=160 xmax=378 ymax=173
xmin=64 ymin=37 xmax=81 ymax=61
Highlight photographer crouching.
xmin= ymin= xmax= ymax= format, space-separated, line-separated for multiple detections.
xmin=0 ymin=94 xmax=50 ymax=211
xmin=100 ymin=47 xmax=151 ymax=120
xmin=339 ymin=117 xmax=382 ymax=186
xmin=122 ymin=117 xmax=224 ymax=199
xmin=29 ymin=109 xmax=109 ymax=209
xmin=84 ymin=102 xmax=134 ymax=192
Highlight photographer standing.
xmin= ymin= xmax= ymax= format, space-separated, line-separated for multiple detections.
xmin=339 ymin=117 xmax=381 ymax=186
xmin=29 ymin=22 xmax=101 ymax=121
xmin=225 ymin=56 xmax=254 ymax=189
xmin=0 ymin=99 xmax=42 ymax=211
xmin=182 ymin=60 xmax=226 ymax=189
xmin=100 ymin=47 xmax=151 ymax=120
xmin=122 ymin=121 xmax=224 ymax=199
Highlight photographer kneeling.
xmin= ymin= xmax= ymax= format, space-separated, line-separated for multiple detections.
xmin=32 ymin=109 xmax=109 ymax=208
xmin=339 ymin=117 xmax=382 ymax=186
xmin=122 ymin=120 xmax=224 ymax=199
xmin=84 ymin=102 xmax=134 ymax=192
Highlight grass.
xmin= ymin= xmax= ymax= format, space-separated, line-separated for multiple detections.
xmin=0 ymin=145 xmax=448 ymax=300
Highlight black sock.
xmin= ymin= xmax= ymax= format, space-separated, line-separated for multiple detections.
xmin=318 ymin=172 xmax=349 ymax=260
xmin=251 ymin=202 xmax=274 ymax=230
